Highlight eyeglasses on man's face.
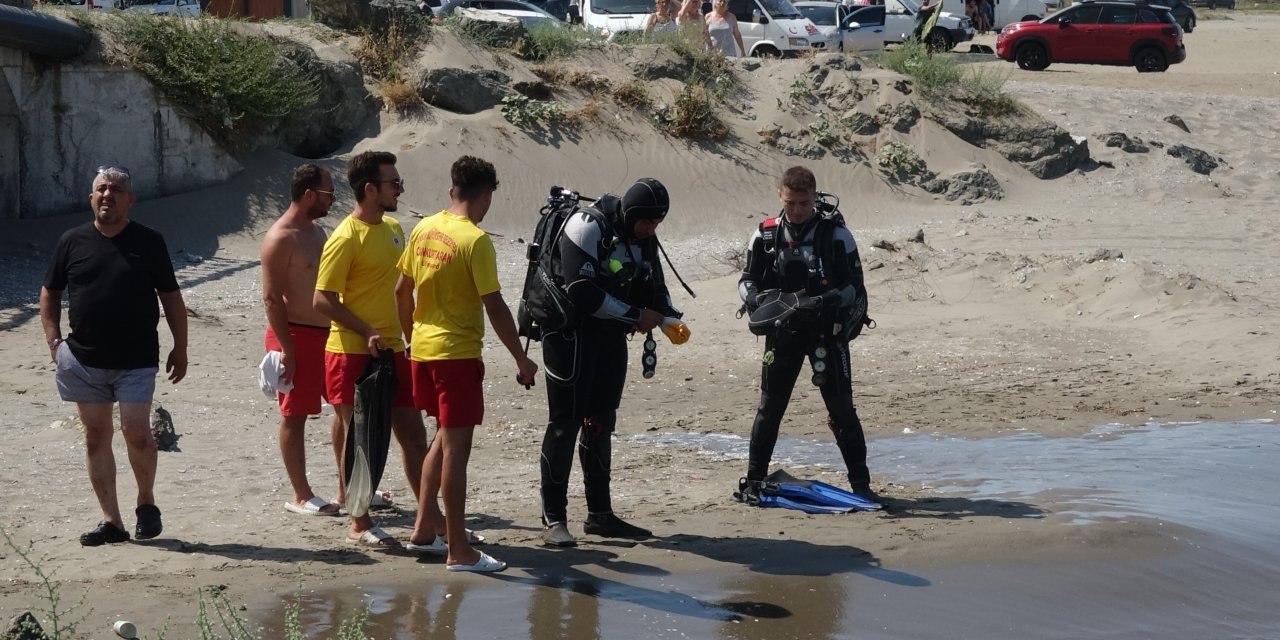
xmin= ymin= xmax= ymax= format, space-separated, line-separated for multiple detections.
xmin=375 ymin=179 xmax=405 ymax=189
xmin=311 ymin=189 xmax=335 ymax=198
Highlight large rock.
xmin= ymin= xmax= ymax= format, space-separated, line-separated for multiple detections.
xmin=624 ymin=44 xmax=693 ymax=81
xmin=310 ymin=0 xmax=425 ymax=32
xmin=416 ymin=67 xmax=511 ymax=114
xmin=929 ymin=108 xmax=1089 ymax=179
xmin=451 ymin=7 xmax=525 ymax=48
xmin=1166 ymin=144 xmax=1221 ymax=175
xmin=274 ymin=43 xmax=378 ymax=158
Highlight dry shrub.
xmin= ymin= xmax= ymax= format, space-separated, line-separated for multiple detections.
xmin=532 ymin=64 xmax=566 ymax=85
xmin=562 ymin=98 xmax=603 ymax=128
xmin=378 ymin=77 xmax=423 ymax=113
xmin=612 ymin=80 xmax=652 ymax=111
xmin=566 ymin=70 xmax=612 ymax=94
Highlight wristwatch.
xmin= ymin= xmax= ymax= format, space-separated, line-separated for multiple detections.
xmin=48 ymin=337 xmax=64 ymax=349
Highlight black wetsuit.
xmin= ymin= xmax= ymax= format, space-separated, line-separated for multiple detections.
xmin=539 ymin=197 xmax=680 ymax=525
xmin=738 ymin=213 xmax=871 ymax=486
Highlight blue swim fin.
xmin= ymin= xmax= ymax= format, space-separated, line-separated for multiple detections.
xmin=764 ymin=470 xmax=882 ymax=512
xmin=757 ymin=493 xmax=855 ymax=514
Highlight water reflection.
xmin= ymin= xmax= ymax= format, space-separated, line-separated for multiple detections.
xmin=260 ymin=421 xmax=1280 ymax=639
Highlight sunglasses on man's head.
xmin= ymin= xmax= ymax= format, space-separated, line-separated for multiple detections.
xmin=96 ymin=165 xmax=131 ymax=178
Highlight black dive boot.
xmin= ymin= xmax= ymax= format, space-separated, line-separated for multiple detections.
xmin=584 ymin=513 xmax=652 ymax=539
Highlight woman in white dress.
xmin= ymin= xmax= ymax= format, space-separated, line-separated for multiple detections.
xmin=702 ymin=0 xmax=745 ymax=57
xmin=644 ymin=0 xmax=679 ymax=36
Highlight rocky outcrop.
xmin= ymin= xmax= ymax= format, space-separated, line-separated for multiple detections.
xmin=923 ymin=168 xmax=1004 ymax=204
xmin=310 ymin=0 xmax=425 ymax=32
xmin=928 ymin=109 xmax=1089 ymax=179
xmin=416 ymin=67 xmax=511 ymax=114
xmin=1099 ymin=132 xmax=1150 ymax=153
xmin=451 ymin=8 xmax=526 ymax=48
xmin=1166 ymin=144 xmax=1222 ymax=175
xmin=624 ymin=44 xmax=693 ymax=81
xmin=275 ymin=44 xmax=377 ymax=158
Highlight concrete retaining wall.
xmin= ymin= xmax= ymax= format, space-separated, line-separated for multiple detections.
xmin=0 ymin=45 xmax=241 ymax=219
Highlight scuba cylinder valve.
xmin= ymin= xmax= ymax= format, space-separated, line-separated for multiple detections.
xmin=642 ymin=332 xmax=658 ymax=378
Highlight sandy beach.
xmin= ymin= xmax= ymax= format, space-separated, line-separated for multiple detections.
xmin=2 ymin=10 xmax=1278 ymax=638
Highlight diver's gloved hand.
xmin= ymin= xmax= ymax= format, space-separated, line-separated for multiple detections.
xmin=796 ymin=294 xmax=822 ymax=311
xmin=817 ymin=290 xmax=843 ymax=308
xmin=743 ymin=285 xmax=765 ymax=312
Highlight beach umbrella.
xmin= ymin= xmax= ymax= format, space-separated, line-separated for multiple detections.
xmin=343 ymin=350 xmax=396 ymax=518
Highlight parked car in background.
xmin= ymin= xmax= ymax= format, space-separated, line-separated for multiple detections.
xmin=794 ymin=2 xmax=886 ymax=52
xmin=44 ymin=0 xmax=119 ymax=10
xmin=717 ymin=0 xmax=830 ymax=56
xmin=1159 ymin=0 xmax=1196 ymax=32
xmin=124 ymin=0 xmax=201 ymax=16
xmin=940 ymin=0 xmax=1053 ymax=30
xmin=996 ymin=0 xmax=1185 ymax=72
xmin=882 ymin=0 xmax=975 ymax=51
xmin=1188 ymin=0 xmax=1232 ymax=8
xmin=437 ymin=0 xmax=566 ymax=27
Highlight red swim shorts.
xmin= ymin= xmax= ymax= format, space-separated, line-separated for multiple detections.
xmin=324 ymin=350 xmax=415 ymax=408
xmin=265 ymin=324 xmax=330 ymax=417
xmin=411 ymin=359 xmax=485 ymax=428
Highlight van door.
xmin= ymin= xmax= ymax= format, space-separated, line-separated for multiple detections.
xmin=730 ymin=0 xmax=764 ymax=54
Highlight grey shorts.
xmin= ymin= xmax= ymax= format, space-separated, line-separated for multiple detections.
xmin=55 ymin=341 xmax=158 ymax=404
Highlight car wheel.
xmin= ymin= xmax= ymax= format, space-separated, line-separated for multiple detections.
xmin=1015 ymin=42 xmax=1049 ymax=71
xmin=925 ymin=28 xmax=952 ymax=52
xmin=1133 ymin=46 xmax=1168 ymax=72
xmin=1184 ymin=16 xmax=1195 ymax=32
xmin=752 ymin=44 xmax=781 ymax=58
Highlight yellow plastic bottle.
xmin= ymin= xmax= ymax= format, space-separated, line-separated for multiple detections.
xmin=661 ymin=317 xmax=690 ymax=345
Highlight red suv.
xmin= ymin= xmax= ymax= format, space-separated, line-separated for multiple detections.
xmin=996 ymin=0 xmax=1186 ymax=72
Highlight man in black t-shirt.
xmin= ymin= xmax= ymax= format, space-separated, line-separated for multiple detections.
xmin=39 ymin=166 xmax=189 ymax=547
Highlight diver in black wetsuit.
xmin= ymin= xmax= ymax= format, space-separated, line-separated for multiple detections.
xmin=538 ymin=178 xmax=682 ymax=547
xmin=737 ymin=166 xmax=879 ymax=504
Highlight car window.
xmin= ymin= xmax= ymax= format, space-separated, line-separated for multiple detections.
xmin=1100 ymin=5 xmax=1136 ymax=24
xmin=729 ymin=0 xmax=754 ymax=21
xmin=1061 ymin=5 xmax=1101 ymax=24
xmin=844 ymin=5 xmax=883 ymax=26
xmin=1137 ymin=7 xmax=1161 ymax=22
xmin=798 ymin=4 xmax=837 ymax=25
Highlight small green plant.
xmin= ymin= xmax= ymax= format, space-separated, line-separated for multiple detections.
xmin=518 ymin=22 xmax=595 ymax=60
xmin=875 ymin=140 xmax=927 ymax=180
xmin=1 ymin=526 xmax=91 ymax=639
xmin=807 ymin=113 xmax=839 ymax=147
xmin=90 ymin=14 xmax=320 ymax=149
xmin=878 ymin=39 xmax=962 ymax=93
xmin=843 ymin=111 xmax=876 ymax=135
xmin=500 ymin=93 xmax=565 ymax=126
xmin=958 ymin=65 xmax=1022 ymax=116
xmin=788 ymin=75 xmax=811 ymax=108
xmin=651 ymin=82 xmax=728 ymax=140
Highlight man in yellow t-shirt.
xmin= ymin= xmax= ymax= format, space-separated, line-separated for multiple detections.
xmin=394 ymin=156 xmax=538 ymax=573
xmin=313 ymin=150 xmax=428 ymax=549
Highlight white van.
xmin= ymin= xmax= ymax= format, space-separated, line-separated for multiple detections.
xmin=723 ymin=0 xmax=829 ymax=56
xmin=939 ymin=0 xmax=1053 ymax=30
xmin=579 ymin=0 xmax=656 ymax=39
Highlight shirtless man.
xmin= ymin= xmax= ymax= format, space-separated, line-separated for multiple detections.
xmin=261 ymin=164 xmax=342 ymax=516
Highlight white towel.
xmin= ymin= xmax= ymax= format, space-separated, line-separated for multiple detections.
xmin=258 ymin=351 xmax=294 ymax=397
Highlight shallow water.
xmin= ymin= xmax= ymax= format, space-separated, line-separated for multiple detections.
xmin=266 ymin=421 xmax=1280 ymax=639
